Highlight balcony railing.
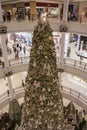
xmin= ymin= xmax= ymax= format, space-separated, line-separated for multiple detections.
xmin=63 ymin=58 xmax=87 ymax=71
xmin=0 ymin=85 xmax=87 ymax=114
xmin=0 ymin=56 xmax=87 ymax=72
xmin=61 ymin=85 xmax=87 ymax=105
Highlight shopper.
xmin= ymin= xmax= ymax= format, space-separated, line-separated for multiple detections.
xmin=22 ymin=79 xmax=25 ymax=87
xmin=67 ymin=47 xmax=71 ymax=57
xmin=2 ymin=61 xmax=4 ymax=69
xmin=7 ymin=11 xmax=11 ymax=21
xmin=15 ymin=49 xmax=19 ymax=59
xmin=7 ymin=90 xmax=10 ymax=96
xmin=23 ymin=46 xmax=26 ymax=54
xmin=3 ymin=13 xmax=6 ymax=22
xmin=28 ymin=11 xmax=30 ymax=20
xmin=80 ymin=15 xmax=82 ymax=24
xmin=20 ymin=44 xmax=22 ymax=51
xmin=80 ymin=56 xmax=83 ymax=65
xmin=38 ymin=11 xmax=41 ymax=20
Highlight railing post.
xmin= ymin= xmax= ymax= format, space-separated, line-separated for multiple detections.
xmin=61 ymin=85 xmax=63 ymax=91
xmin=78 ymin=93 xmax=80 ymax=98
xmin=57 ymin=57 xmax=59 ymax=63
xmin=21 ymin=57 xmax=22 ymax=64
xmin=84 ymin=64 xmax=86 ymax=70
xmin=70 ymin=89 xmax=72 ymax=94
xmin=74 ymin=60 xmax=76 ymax=67
xmin=64 ymin=58 xmax=66 ymax=64
xmin=8 ymin=60 xmax=11 ymax=66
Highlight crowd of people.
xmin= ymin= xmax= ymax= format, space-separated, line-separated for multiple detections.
xmin=0 ymin=112 xmax=15 ymax=130
xmin=12 ymin=43 xmax=27 ymax=59
xmin=2 ymin=11 xmax=11 ymax=22
xmin=0 ymin=102 xmax=87 ymax=130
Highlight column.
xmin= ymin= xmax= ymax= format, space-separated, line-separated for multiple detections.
xmin=30 ymin=0 xmax=36 ymax=20
xmin=80 ymin=41 xmax=83 ymax=51
xmin=78 ymin=3 xmax=83 ymax=23
xmin=60 ymin=33 xmax=66 ymax=64
xmin=0 ymin=0 xmax=13 ymax=98
xmin=58 ymin=4 xmax=62 ymax=20
xmin=0 ymin=0 xmax=2 ymax=22
xmin=0 ymin=35 xmax=14 ymax=98
xmin=60 ymin=0 xmax=70 ymax=64
xmin=77 ymin=35 xmax=81 ymax=51
xmin=64 ymin=33 xmax=70 ymax=56
xmin=62 ymin=0 xmax=69 ymax=22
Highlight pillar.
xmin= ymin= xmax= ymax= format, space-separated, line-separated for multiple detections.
xmin=0 ymin=35 xmax=14 ymax=98
xmin=80 ymin=41 xmax=83 ymax=51
xmin=78 ymin=3 xmax=83 ymax=22
xmin=30 ymin=0 xmax=37 ymax=20
xmin=60 ymin=33 xmax=66 ymax=64
xmin=60 ymin=0 xmax=70 ymax=64
xmin=0 ymin=0 xmax=2 ymax=22
xmin=64 ymin=33 xmax=70 ymax=57
xmin=60 ymin=33 xmax=70 ymax=63
xmin=77 ymin=35 xmax=81 ymax=51
xmin=0 ymin=0 xmax=13 ymax=98
xmin=58 ymin=4 xmax=62 ymax=19
xmin=62 ymin=0 xmax=69 ymax=22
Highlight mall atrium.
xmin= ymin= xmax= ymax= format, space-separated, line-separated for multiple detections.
xmin=0 ymin=0 xmax=87 ymax=130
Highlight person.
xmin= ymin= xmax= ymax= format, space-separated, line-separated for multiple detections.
xmin=2 ymin=10 xmax=6 ymax=22
xmin=7 ymin=11 xmax=11 ymax=21
xmin=38 ymin=10 xmax=41 ymax=20
xmin=1 ymin=61 xmax=4 ymax=69
xmin=68 ymin=12 xmax=71 ymax=22
xmin=15 ymin=49 xmax=19 ymax=59
xmin=20 ymin=44 xmax=22 ymax=51
xmin=3 ymin=13 xmax=6 ymax=22
xmin=23 ymin=46 xmax=26 ymax=54
xmin=80 ymin=15 xmax=82 ymax=24
xmin=22 ymin=79 xmax=25 ymax=87
xmin=67 ymin=47 xmax=71 ymax=57
xmin=7 ymin=90 xmax=10 ymax=96
xmin=80 ymin=56 xmax=83 ymax=65
xmin=28 ymin=11 xmax=30 ymax=20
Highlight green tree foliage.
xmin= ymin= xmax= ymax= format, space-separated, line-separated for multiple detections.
xmin=21 ymin=21 xmax=64 ymax=130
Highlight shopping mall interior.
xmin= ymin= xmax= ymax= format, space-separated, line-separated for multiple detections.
xmin=0 ymin=0 xmax=87 ymax=130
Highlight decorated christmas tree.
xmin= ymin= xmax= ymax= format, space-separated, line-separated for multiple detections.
xmin=21 ymin=21 xmax=64 ymax=130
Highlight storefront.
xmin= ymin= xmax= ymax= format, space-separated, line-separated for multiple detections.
xmin=2 ymin=2 xmax=59 ymax=21
xmin=76 ymin=35 xmax=87 ymax=58
xmin=7 ymin=32 xmax=32 ymax=46
xmin=69 ymin=4 xmax=78 ymax=20
xmin=79 ymin=36 xmax=87 ymax=51
xmin=60 ymin=4 xmax=78 ymax=21
xmin=81 ymin=7 xmax=87 ymax=22
xmin=36 ymin=2 xmax=59 ymax=18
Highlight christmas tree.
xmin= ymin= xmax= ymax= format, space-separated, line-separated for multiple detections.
xmin=21 ymin=21 xmax=64 ymax=130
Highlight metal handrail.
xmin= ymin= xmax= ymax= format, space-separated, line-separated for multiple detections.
xmin=61 ymin=85 xmax=87 ymax=105
xmin=0 ymin=86 xmax=87 ymax=109
xmin=63 ymin=58 xmax=87 ymax=71
xmin=0 ymin=56 xmax=87 ymax=72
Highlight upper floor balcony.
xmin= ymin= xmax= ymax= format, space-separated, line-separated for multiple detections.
xmin=2 ymin=17 xmax=87 ymax=36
